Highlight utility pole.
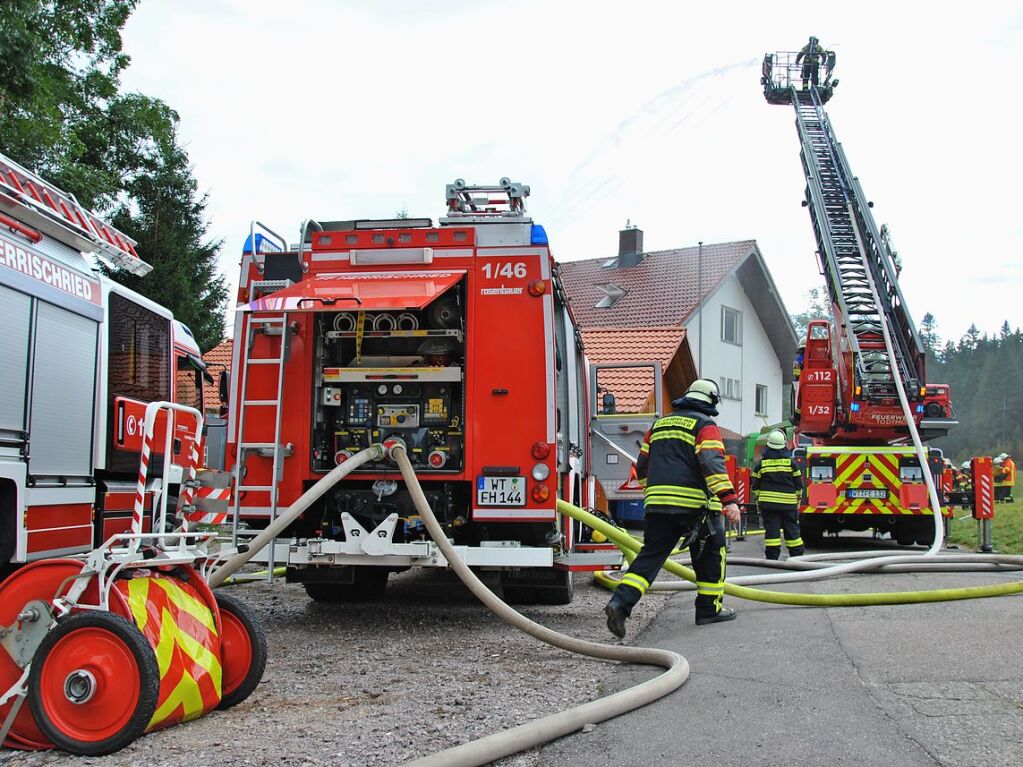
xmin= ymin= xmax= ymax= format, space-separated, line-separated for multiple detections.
xmin=698 ymin=241 xmax=703 ymax=374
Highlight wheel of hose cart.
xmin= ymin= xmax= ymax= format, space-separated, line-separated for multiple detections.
xmin=28 ymin=611 xmax=159 ymax=756
xmin=0 ymin=559 xmax=133 ymax=750
xmin=215 ymin=591 xmax=267 ymax=710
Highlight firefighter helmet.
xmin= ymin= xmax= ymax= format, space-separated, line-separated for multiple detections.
xmin=684 ymin=378 xmax=720 ymax=406
xmin=766 ymin=430 xmax=787 ymax=450
xmin=995 ymin=452 xmax=1009 ymax=463
xmin=961 ymin=460 xmax=971 ymax=470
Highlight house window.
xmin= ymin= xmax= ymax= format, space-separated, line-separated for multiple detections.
xmin=720 ymin=377 xmax=741 ymax=401
xmin=594 ymin=283 xmax=627 ymax=309
xmin=721 ymin=305 xmax=742 ymax=345
xmin=755 ymin=384 xmax=768 ymax=416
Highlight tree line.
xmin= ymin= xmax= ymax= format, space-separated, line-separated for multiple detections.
xmin=0 ymin=1 xmax=226 ymax=350
xmin=923 ymin=315 xmax=1023 ymax=464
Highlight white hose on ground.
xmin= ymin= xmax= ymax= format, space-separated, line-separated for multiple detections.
xmin=390 ymin=445 xmax=689 ymax=767
xmin=621 ymin=553 xmax=1023 ymax=592
xmin=207 ymin=445 xmax=386 ymax=588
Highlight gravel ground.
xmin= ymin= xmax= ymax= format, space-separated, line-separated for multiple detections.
xmin=1 ymin=564 xmax=677 ymax=767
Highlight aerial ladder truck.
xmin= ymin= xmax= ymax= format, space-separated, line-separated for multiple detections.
xmin=762 ymin=50 xmax=957 ymax=546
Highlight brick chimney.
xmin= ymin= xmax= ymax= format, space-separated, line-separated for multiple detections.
xmin=618 ymin=222 xmax=644 ymax=268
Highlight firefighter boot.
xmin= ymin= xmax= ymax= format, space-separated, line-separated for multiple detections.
xmin=605 ymin=601 xmax=629 ymax=639
xmin=696 ymin=606 xmax=737 ymax=625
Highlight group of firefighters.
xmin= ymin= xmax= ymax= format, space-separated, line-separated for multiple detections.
xmin=950 ymin=454 xmax=1017 ymax=503
xmin=603 ymin=373 xmax=1018 ymax=639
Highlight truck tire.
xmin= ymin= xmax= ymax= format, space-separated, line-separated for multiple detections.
xmin=500 ymin=569 xmax=574 ymax=605
xmin=800 ymin=517 xmax=824 ymax=546
xmin=303 ymin=568 xmax=389 ymax=602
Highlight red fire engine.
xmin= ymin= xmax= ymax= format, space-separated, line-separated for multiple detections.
xmin=223 ymin=179 xmax=642 ymax=603
xmin=0 ymin=151 xmax=212 ymax=567
xmin=763 ymin=52 xmax=957 ymax=545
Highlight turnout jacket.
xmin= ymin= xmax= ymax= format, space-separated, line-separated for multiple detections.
xmin=751 ymin=447 xmax=804 ymax=510
xmin=635 ymin=397 xmax=737 ymax=513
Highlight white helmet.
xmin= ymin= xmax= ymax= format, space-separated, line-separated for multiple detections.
xmin=995 ymin=453 xmax=1009 ymax=462
xmin=961 ymin=460 xmax=971 ymax=470
xmin=684 ymin=378 xmax=720 ymax=406
xmin=766 ymin=430 xmax=787 ymax=450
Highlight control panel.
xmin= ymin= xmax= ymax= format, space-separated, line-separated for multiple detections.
xmin=314 ymin=379 xmax=463 ymax=472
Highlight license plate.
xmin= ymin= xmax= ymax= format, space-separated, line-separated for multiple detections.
xmin=847 ymin=488 xmax=888 ymax=499
xmin=476 ymin=476 xmax=526 ymax=507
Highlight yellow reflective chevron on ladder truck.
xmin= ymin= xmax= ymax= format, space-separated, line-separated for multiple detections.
xmin=793 ymin=445 xmax=950 ymax=546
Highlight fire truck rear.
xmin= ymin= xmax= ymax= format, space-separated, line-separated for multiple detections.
xmin=226 ymin=179 xmax=627 ymax=603
xmin=0 ymin=151 xmax=211 ymax=567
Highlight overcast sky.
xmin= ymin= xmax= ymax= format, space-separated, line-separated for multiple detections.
xmin=120 ymin=0 xmax=1022 ymax=345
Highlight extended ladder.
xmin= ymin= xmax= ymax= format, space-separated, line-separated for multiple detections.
xmin=229 ymin=312 xmax=291 ymax=581
xmin=791 ymin=86 xmax=923 ymax=399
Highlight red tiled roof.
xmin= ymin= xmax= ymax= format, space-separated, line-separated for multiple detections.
xmin=559 ymin=240 xmax=756 ymax=328
xmin=202 ymin=339 xmax=233 ymax=413
xmin=719 ymin=426 xmax=744 ymax=441
xmin=583 ymin=327 xmax=687 ymax=413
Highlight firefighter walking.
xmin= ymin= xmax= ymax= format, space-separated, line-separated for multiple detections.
xmin=605 ymin=379 xmax=742 ymax=638
xmin=752 ymin=429 xmax=804 ymax=559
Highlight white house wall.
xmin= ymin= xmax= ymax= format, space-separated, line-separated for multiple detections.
xmin=684 ymin=274 xmax=784 ymax=436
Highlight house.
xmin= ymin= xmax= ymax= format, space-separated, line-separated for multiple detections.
xmin=559 ymin=226 xmax=797 ymax=436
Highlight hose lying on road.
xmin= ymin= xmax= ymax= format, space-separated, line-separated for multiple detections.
xmin=389 ymin=444 xmax=689 ymax=767
xmin=558 ymin=500 xmax=1023 ymax=606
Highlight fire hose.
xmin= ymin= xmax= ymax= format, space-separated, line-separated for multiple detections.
xmin=204 ymin=443 xmax=1022 ymax=767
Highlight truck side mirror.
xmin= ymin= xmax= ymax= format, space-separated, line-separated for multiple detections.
xmin=219 ymin=370 xmax=230 ymax=406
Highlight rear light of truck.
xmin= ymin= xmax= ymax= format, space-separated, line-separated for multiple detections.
xmin=531 ymin=484 xmax=551 ymax=502
xmin=531 ymin=441 xmax=550 ymax=460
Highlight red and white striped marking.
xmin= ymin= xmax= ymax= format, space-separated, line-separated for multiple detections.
xmin=131 ymin=414 xmax=156 ymax=536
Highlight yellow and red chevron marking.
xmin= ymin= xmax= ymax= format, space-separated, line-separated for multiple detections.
xmin=115 ymin=574 xmax=223 ymax=731
xmin=802 ymin=450 xmax=946 ymax=517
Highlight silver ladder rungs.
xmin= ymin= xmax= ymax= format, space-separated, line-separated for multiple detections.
xmin=240 ymin=442 xmax=277 ymax=449
xmin=243 ymin=400 xmax=278 ymax=406
xmin=251 ymin=317 xmax=287 ymax=324
xmin=237 ymin=485 xmax=275 ymax=492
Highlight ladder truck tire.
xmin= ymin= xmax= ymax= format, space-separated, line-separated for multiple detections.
xmin=214 ymin=592 xmax=267 ymax=710
xmin=28 ymin=611 xmax=159 ymax=756
xmin=302 ymin=567 xmax=389 ymax=603
xmin=800 ymin=517 xmax=825 ymax=546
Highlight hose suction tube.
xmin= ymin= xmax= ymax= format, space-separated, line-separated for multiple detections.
xmin=389 ymin=445 xmax=689 ymax=767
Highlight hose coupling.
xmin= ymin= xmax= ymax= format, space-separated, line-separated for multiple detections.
xmin=383 ymin=438 xmax=407 ymax=462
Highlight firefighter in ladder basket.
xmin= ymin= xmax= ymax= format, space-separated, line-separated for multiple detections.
xmin=752 ymin=429 xmax=805 ymax=559
xmin=605 ymin=379 xmax=741 ymax=638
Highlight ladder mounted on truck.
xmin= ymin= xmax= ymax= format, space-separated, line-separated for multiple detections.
xmin=0 ymin=152 xmax=151 ymax=276
xmin=764 ymin=50 xmax=957 ymax=442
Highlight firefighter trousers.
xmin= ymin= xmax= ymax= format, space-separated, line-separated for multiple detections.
xmin=610 ymin=507 xmax=727 ymax=621
xmin=760 ymin=504 xmax=804 ymax=559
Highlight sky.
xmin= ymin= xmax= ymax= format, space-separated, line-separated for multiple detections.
xmin=119 ymin=0 xmax=1023 ymax=345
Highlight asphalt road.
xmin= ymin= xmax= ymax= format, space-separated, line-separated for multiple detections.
xmin=539 ymin=535 xmax=1023 ymax=767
